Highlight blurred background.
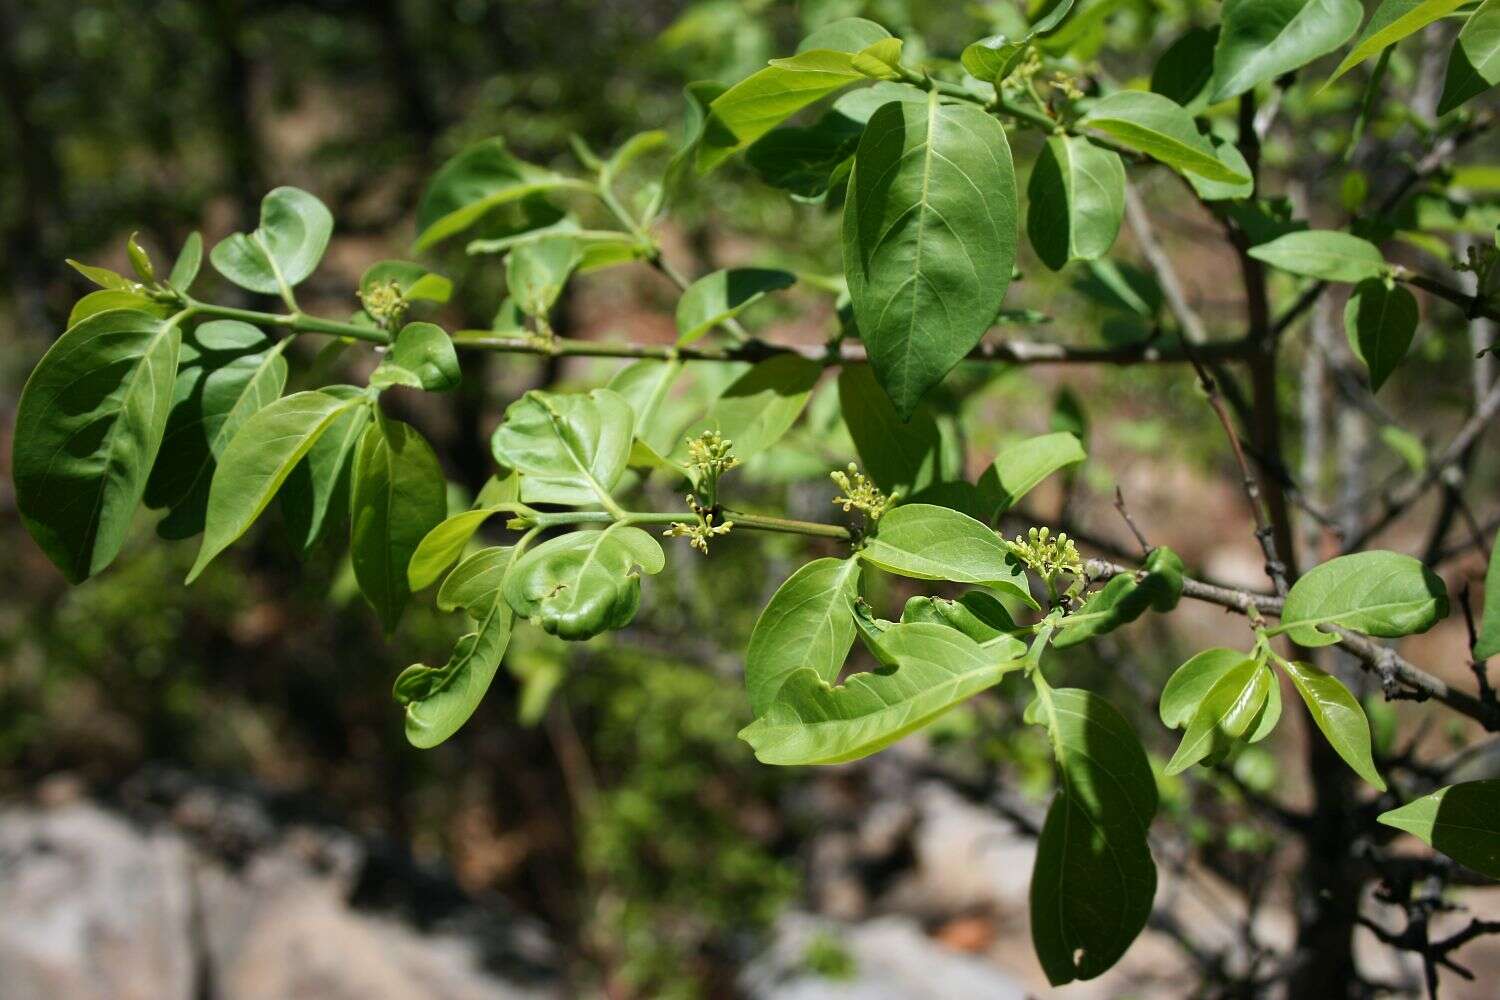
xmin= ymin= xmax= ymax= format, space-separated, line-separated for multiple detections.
xmin=2 ymin=1 xmax=1498 ymax=997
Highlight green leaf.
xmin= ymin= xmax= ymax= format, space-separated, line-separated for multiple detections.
xmin=1027 ymin=135 xmax=1126 ymax=271
xmin=126 ymin=232 xmax=155 ymax=283
xmin=696 ymin=22 xmax=894 ymax=172
xmin=1438 ymin=0 xmax=1500 ymax=114
xmin=1053 ymin=547 xmax=1184 ymax=649
xmin=843 ymin=90 xmax=1019 ymax=418
xmin=349 ymin=415 xmax=449 ymax=632
xmin=1280 ymin=550 xmax=1448 ymax=646
xmin=408 ymin=507 xmax=512 ymax=593
xmin=837 ymin=364 xmax=961 ymax=498
xmin=67 ymin=290 xmax=169 ymax=328
xmin=746 ymin=109 xmax=862 ymax=201
xmin=900 ymin=592 xmax=1022 ymax=646
xmin=507 ymin=236 xmax=583 ymax=318
xmin=1165 ymin=658 xmax=1270 ymax=774
xmin=738 ymin=622 xmax=1024 ymax=765
xmin=1030 ymin=688 xmax=1158 ymax=986
xmin=414 ymin=138 xmax=588 ymax=251
xmin=860 ymin=504 xmax=1037 ymax=608
xmin=396 ymin=587 xmax=514 ymax=749
xmin=503 ymin=526 xmax=665 ymax=640
xmin=1377 ymin=780 xmax=1500 ymax=878
xmin=675 ymin=268 xmax=796 ymax=344
xmin=1079 ymin=92 xmax=1250 ymax=184
xmin=1476 ymin=532 xmax=1500 ymax=659
xmin=1152 ymin=26 xmax=1219 ymax=110
xmin=1329 ymin=0 xmax=1469 ymax=83
xmin=209 ymin=187 xmax=333 ymax=297
xmin=797 ymin=16 xmax=892 ymax=53
xmin=745 ymin=557 xmax=862 ymax=715
xmin=189 ymin=389 xmax=365 ymax=582
xmin=1185 ymin=137 xmax=1255 ymax=202
xmin=439 ymin=546 xmax=512 ymax=614
xmin=986 ymin=431 xmax=1087 ymax=514
xmin=145 ymin=321 xmax=289 ymax=540
xmin=669 ymin=354 xmax=821 ymax=464
xmin=1211 ymin=0 xmax=1363 ymax=102
xmin=1160 ymin=648 xmax=1249 ymax=728
xmin=279 ymin=388 xmax=372 ymax=554
xmin=1279 ymin=658 xmax=1386 ymax=790
xmin=168 ymin=232 xmax=203 ymax=292
xmin=491 ymin=388 xmax=634 ymax=507
xmin=370 ymin=322 xmax=461 ymax=392
xmin=14 ymin=308 xmax=184 ymax=582
xmin=664 ymin=81 xmax=728 ymax=203
xmin=1344 ymin=278 xmax=1417 ymax=392
xmin=1247 ymin=230 xmax=1386 ymax=282
xmin=962 ymin=35 xmax=1028 ymax=85
xmin=66 ymin=259 xmax=139 ymax=292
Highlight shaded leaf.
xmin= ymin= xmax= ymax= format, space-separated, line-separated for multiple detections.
xmin=1377 ymin=780 xmax=1500 ymax=878
xmin=279 ymin=388 xmax=372 ymax=554
xmin=1027 ymin=135 xmax=1126 ymax=271
xmin=1165 ymin=658 xmax=1270 ymax=773
xmin=370 ymin=322 xmax=461 ymax=392
xmin=1344 ymin=278 xmax=1417 ymax=392
xmin=985 ymin=431 xmax=1087 ymax=514
xmin=1247 ymin=230 xmax=1386 ymax=282
xmin=1211 ymin=0 xmax=1363 ymax=102
xmin=1438 ymin=0 xmax=1500 ymax=114
xmin=676 ymin=267 xmax=796 ymax=344
xmin=1053 ymin=547 xmax=1184 ymax=649
xmin=414 ymin=138 xmax=588 ymax=250
xmin=1477 ymin=531 xmax=1500 ymax=659
xmin=14 ymin=309 xmax=184 ymax=581
xmin=669 ymin=354 xmax=821 ymax=464
xmin=837 ymin=364 xmax=962 ymax=498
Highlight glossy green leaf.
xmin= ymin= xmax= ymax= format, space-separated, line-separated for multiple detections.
xmin=507 ymin=236 xmax=583 ymax=318
xmin=189 ymin=389 xmax=365 ymax=582
xmin=797 ymin=16 xmax=891 ymax=53
xmin=1030 ymin=688 xmax=1158 ymax=986
xmin=1377 ymin=780 xmax=1500 ymax=878
xmin=396 ymin=584 xmax=514 ymax=748
xmin=669 ymin=354 xmax=821 ymax=464
xmin=408 ymin=507 xmax=512 ymax=593
xmin=279 ymin=387 xmax=372 ymax=554
xmin=986 ymin=431 xmax=1087 ymax=514
xmin=745 ymin=557 xmax=861 ymax=715
xmin=168 ymin=232 xmax=203 ymax=292
xmin=370 ymin=322 xmax=461 ymax=392
xmin=145 ymin=320 xmax=289 ymax=539
xmin=843 ymin=91 xmax=1018 ymax=418
xmin=503 ymin=526 xmax=665 ymax=640
xmin=1160 ymin=648 xmax=1250 ymax=728
xmin=1474 ymin=531 xmax=1500 ymax=659
xmin=962 ymin=35 xmax=1028 ymax=85
xmin=1027 ymin=136 xmax=1125 ymax=271
xmin=675 ymin=268 xmax=795 ymax=344
xmin=1247 ymin=230 xmax=1387 ymax=282
xmin=739 ymin=622 xmax=1024 ymax=765
xmin=697 ymin=22 xmax=894 ymax=172
xmin=1248 ymin=668 xmax=1283 ymax=743
xmin=1211 ymin=0 xmax=1363 ymax=102
xmin=1280 ymin=550 xmax=1448 ymax=646
xmin=1079 ymin=92 xmax=1249 ymax=184
xmin=414 ymin=138 xmax=587 ymax=251
xmin=837 ymin=364 xmax=961 ymax=498
xmin=126 ymin=232 xmax=155 ymax=283
xmin=1165 ymin=658 xmax=1269 ymax=773
xmin=859 ymin=504 xmax=1036 ymax=607
xmin=439 ymin=546 xmax=512 ymax=614
xmin=1053 ymin=547 xmax=1184 ymax=649
xmin=1438 ymin=0 xmax=1500 ymax=114
xmin=1280 ymin=658 xmax=1386 ymax=790
xmin=1329 ymin=0 xmax=1469 ymax=83
xmin=1344 ymin=278 xmax=1417 ymax=392
xmin=67 ymin=290 xmax=169 ymax=328
xmin=209 ymin=187 xmax=333 ymax=297
xmin=349 ymin=416 xmax=449 ymax=632
xmin=491 ymin=388 xmax=634 ymax=507
xmin=14 ymin=308 xmax=185 ymax=582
